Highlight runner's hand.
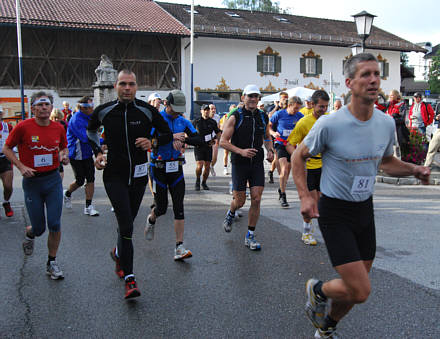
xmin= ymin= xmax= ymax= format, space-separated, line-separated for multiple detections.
xmin=274 ymin=132 xmax=281 ymax=138
xmin=240 ymin=148 xmax=258 ymax=158
xmin=413 ymin=165 xmax=430 ymax=185
xmin=19 ymin=165 xmax=36 ymax=178
xmin=135 ymin=137 xmax=152 ymax=151
xmin=95 ymin=153 xmax=107 ymax=170
xmin=173 ymin=140 xmax=183 ymax=151
xmin=173 ymin=132 xmax=185 ymax=142
xmin=266 ymin=150 xmax=274 ymax=163
xmin=300 ymin=196 xmax=319 ymax=220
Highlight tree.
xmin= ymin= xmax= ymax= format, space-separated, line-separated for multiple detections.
xmin=222 ymin=0 xmax=286 ymax=13
xmin=400 ymin=52 xmax=408 ymax=67
xmin=428 ymin=49 xmax=440 ymax=94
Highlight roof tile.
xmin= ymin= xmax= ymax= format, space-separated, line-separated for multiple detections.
xmin=0 ymin=0 xmax=190 ymax=35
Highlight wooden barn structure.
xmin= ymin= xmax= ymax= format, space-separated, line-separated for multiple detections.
xmin=0 ymin=0 xmax=189 ymax=97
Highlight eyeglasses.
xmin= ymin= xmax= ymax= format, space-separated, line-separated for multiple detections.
xmin=247 ymin=94 xmax=260 ymax=98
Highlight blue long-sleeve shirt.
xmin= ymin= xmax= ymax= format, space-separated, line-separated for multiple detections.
xmin=67 ymin=110 xmax=93 ymax=160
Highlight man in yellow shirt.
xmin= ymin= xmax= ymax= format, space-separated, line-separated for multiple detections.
xmin=299 ymin=96 xmax=315 ymax=116
xmin=286 ymin=90 xmax=329 ymax=245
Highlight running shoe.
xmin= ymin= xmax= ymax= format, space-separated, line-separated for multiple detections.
xmin=46 ymin=261 xmax=64 ymax=280
xmin=223 ymin=212 xmax=234 ymax=232
xmin=84 ymin=205 xmax=99 ymax=216
xmin=305 ymin=279 xmax=328 ymax=329
xmin=22 ymin=236 xmax=34 ymax=256
xmin=210 ymin=166 xmax=216 ymax=177
xmin=110 ymin=248 xmax=124 ymax=279
xmin=314 ymin=327 xmax=339 ymax=338
xmin=268 ymin=170 xmax=274 ymax=184
xmin=124 ymin=276 xmax=141 ymax=299
xmin=201 ymin=182 xmax=210 ymax=190
xmin=223 ymin=167 xmax=229 ymax=175
xmin=280 ymin=193 xmax=289 ymax=208
xmin=3 ymin=202 xmax=13 ymax=217
xmin=174 ymin=244 xmax=192 ymax=261
xmin=244 ymin=232 xmax=261 ymax=251
xmin=144 ymin=214 xmax=155 ymax=241
xmin=302 ymin=233 xmax=317 ymax=246
xmin=63 ymin=190 xmax=72 ymax=209
xmin=195 ymin=181 xmax=200 ymax=191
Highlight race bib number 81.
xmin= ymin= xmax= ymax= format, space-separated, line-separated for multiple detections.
xmin=351 ymin=176 xmax=375 ymax=195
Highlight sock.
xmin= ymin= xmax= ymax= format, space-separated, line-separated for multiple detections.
xmin=148 ymin=215 xmax=156 ymax=225
xmin=124 ymin=274 xmax=135 ymax=281
xmin=227 ymin=210 xmax=235 ymax=218
xmin=3 ymin=200 xmax=9 ymax=204
xmin=313 ymin=280 xmax=327 ymax=301
xmin=195 ymin=178 xmax=200 ymax=183
xmin=248 ymin=226 xmax=255 ymax=234
xmin=86 ymin=199 xmax=92 ymax=207
xmin=303 ymin=221 xmax=312 ymax=233
xmin=25 ymin=229 xmax=35 ymax=239
xmin=65 ymin=190 xmax=72 ymax=197
xmin=176 ymin=241 xmax=183 ymax=248
xmin=323 ymin=315 xmax=338 ymax=330
xmin=202 ymin=180 xmax=206 ymax=184
xmin=47 ymin=256 xmax=56 ymax=265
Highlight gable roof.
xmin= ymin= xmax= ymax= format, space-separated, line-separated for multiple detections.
xmin=425 ymin=44 xmax=439 ymax=58
xmin=0 ymin=0 xmax=189 ymax=35
xmin=157 ymin=2 xmax=425 ymax=53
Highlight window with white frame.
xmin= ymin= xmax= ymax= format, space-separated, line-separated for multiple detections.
xmin=305 ymin=58 xmax=316 ymax=74
xmin=263 ymin=55 xmax=275 ymax=73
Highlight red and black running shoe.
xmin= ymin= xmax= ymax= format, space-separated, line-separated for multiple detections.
xmin=109 ymin=248 xmax=124 ymax=279
xmin=124 ymin=277 xmax=140 ymax=299
xmin=3 ymin=202 xmax=13 ymax=217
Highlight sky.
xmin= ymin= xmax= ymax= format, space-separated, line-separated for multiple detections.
xmin=162 ymin=0 xmax=439 ymax=46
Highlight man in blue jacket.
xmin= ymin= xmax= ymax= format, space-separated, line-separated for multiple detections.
xmin=144 ymin=90 xmax=206 ymax=260
xmin=64 ymin=96 xmax=99 ymax=216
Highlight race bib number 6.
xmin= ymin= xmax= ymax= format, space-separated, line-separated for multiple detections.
xmin=34 ymin=154 xmax=53 ymax=168
xmin=351 ymin=176 xmax=375 ymax=195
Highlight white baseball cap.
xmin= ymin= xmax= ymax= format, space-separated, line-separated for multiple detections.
xmin=242 ymin=84 xmax=261 ymax=96
xmin=148 ymin=92 xmax=161 ymax=102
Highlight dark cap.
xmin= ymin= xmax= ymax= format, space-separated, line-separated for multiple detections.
xmin=414 ymin=92 xmax=422 ymax=98
xmin=166 ymin=90 xmax=186 ymax=113
xmin=201 ymin=104 xmax=210 ymax=110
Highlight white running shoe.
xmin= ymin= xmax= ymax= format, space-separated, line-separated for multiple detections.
xmin=84 ymin=205 xmax=99 ymax=216
xmin=302 ymin=233 xmax=317 ymax=246
xmin=63 ymin=190 xmax=72 ymax=209
xmin=144 ymin=214 xmax=155 ymax=241
xmin=174 ymin=244 xmax=192 ymax=261
xmin=223 ymin=167 xmax=229 ymax=175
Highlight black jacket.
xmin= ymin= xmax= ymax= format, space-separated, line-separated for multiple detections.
xmin=87 ymin=99 xmax=172 ymax=185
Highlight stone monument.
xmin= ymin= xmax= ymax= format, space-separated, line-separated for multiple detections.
xmin=93 ymin=55 xmax=118 ymax=106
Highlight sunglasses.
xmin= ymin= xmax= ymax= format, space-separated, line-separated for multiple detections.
xmin=247 ymin=94 xmax=260 ymax=98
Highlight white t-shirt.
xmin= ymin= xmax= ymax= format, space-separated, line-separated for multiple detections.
xmin=304 ymin=106 xmax=395 ymax=202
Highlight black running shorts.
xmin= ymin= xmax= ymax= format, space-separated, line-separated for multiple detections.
xmin=318 ymin=195 xmax=376 ymax=267
xmin=231 ymin=161 xmax=264 ymax=191
xmin=194 ymin=146 xmax=213 ymax=162
xmin=70 ymin=158 xmax=95 ymax=185
xmin=0 ymin=157 xmax=12 ymax=174
xmin=306 ymin=168 xmax=321 ymax=192
xmin=275 ymin=143 xmax=290 ymax=162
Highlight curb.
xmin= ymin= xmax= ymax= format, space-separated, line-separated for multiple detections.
xmin=376 ymin=175 xmax=440 ymax=186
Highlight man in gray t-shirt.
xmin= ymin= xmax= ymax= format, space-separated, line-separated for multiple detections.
xmin=292 ymin=53 xmax=430 ymax=338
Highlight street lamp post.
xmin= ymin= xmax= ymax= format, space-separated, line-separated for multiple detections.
xmin=352 ymin=11 xmax=376 ymax=54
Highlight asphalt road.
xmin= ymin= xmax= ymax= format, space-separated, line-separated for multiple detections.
xmin=1 ymin=148 xmax=439 ymax=338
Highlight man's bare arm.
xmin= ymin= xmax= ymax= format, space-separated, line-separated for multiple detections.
xmin=380 ymin=155 xmax=430 ymax=184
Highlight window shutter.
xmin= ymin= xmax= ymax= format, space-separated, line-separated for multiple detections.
xmin=317 ymin=58 xmax=323 ymax=75
xmin=300 ymin=58 xmax=305 ymax=74
xmin=275 ymin=55 xmax=282 ymax=73
xmin=342 ymin=60 xmax=346 ymax=75
xmin=257 ymin=55 xmax=264 ymax=73
xmin=383 ymin=62 xmax=389 ymax=78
